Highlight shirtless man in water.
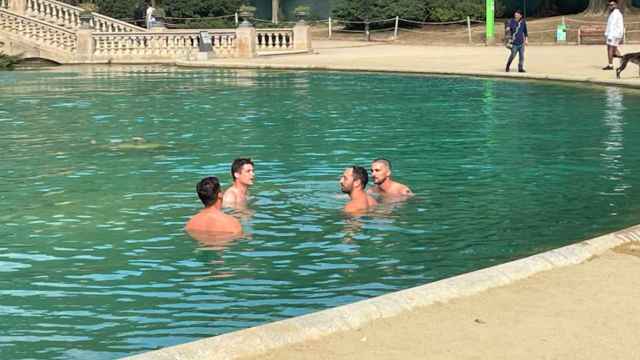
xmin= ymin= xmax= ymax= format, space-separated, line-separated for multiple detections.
xmin=223 ymin=158 xmax=254 ymax=209
xmin=185 ymin=176 xmax=242 ymax=236
xmin=340 ymin=166 xmax=378 ymax=215
xmin=368 ymin=158 xmax=413 ymax=199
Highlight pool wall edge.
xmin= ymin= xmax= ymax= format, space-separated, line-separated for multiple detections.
xmin=123 ymin=224 xmax=640 ymax=360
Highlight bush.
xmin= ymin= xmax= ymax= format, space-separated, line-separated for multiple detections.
xmin=332 ymin=0 xmax=505 ymax=23
xmin=332 ymin=0 xmax=427 ymax=22
xmin=0 ymin=52 xmax=21 ymax=70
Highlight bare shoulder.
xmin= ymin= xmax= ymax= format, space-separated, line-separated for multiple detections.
xmin=221 ymin=213 xmax=243 ymax=234
xmin=393 ymin=182 xmax=414 ymax=196
xmin=367 ymin=194 xmax=379 ymax=206
xmin=222 ymin=187 xmax=238 ymax=206
xmin=367 ymin=186 xmax=379 ymax=195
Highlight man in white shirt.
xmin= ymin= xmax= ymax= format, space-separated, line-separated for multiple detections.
xmin=603 ymin=0 xmax=624 ymax=70
xmin=146 ymin=4 xmax=155 ymax=29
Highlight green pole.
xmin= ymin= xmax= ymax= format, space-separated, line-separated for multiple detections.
xmin=486 ymin=0 xmax=495 ymax=45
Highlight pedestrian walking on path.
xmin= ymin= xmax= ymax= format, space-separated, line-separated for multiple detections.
xmin=505 ymin=10 xmax=528 ymax=73
xmin=603 ymin=0 xmax=624 ymax=70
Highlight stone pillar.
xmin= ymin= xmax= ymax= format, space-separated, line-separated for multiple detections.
xmin=9 ymin=0 xmax=27 ymax=15
xmin=75 ymin=29 xmax=94 ymax=62
xmin=293 ymin=23 xmax=312 ymax=52
xmin=236 ymin=26 xmax=256 ymax=58
xmin=272 ymin=0 xmax=279 ymax=24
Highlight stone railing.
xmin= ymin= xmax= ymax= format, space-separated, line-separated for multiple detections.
xmin=256 ymin=29 xmax=293 ymax=51
xmin=0 ymin=8 xmax=76 ymax=52
xmin=23 ymin=0 xmax=144 ymax=32
xmin=91 ymin=30 xmax=237 ymax=61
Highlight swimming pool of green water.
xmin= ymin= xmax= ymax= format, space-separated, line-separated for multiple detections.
xmin=2 ymin=67 xmax=640 ymax=359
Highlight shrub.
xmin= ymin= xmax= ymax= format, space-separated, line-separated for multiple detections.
xmin=0 ymin=52 xmax=21 ymax=70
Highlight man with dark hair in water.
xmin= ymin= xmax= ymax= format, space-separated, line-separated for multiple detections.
xmin=368 ymin=158 xmax=413 ymax=199
xmin=223 ymin=158 xmax=255 ymax=209
xmin=340 ymin=166 xmax=378 ymax=215
xmin=185 ymin=177 xmax=242 ymax=235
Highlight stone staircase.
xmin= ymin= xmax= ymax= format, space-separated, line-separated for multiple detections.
xmin=0 ymin=0 xmax=311 ymax=64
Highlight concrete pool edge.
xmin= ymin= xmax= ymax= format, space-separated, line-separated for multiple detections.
xmin=173 ymin=61 xmax=640 ymax=90
xmin=124 ymin=224 xmax=640 ymax=360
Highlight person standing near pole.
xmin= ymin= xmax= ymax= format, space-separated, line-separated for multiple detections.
xmin=505 ymin=9 xmax=528 ymax=73
xmin=603 ymin=0 xmax=624 ymax=70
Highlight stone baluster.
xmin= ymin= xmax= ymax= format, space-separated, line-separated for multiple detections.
xmin=8 ymin=0 xmax=26 ymax=15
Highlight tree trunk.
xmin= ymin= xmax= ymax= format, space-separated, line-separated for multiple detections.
xmin=583 ymin=0 xmax=638 ymax=16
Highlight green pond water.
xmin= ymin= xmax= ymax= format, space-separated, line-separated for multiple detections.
xmin=2 ymin=67 xmax=640 ymax=359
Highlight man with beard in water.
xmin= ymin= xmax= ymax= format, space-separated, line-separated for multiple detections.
xmin=368 ymin=158 xmax=413 ymax=199
xmin=340 ymin=166 xmax=378 ymax=215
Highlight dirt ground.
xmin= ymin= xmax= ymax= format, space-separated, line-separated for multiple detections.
xmin=242 ymin=245 xmax=640 ymax=360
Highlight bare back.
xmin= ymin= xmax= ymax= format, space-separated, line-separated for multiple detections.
xmin=344 ymin=194 xmax=378 ymax=215
xmin=185 ymin=208 xmax=242 ymax=235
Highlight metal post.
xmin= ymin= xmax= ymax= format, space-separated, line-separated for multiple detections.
xmin=394 ymin=16 xmax=399 ymax=40
xmin=486 ymin=0 xmax=495 ymax=45
xmin=365 ymin=21 xmax=370 ymax=41
xmin=235 ymin=12 xmax=239 ymax=26
xmin=328 ymin=16 xmax=332 ymax=39
xmin=467 ymin=16 xmax=472 ymax=44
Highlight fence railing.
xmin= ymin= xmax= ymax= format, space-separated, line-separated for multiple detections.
xmin=92 ymin=30 xmax=237 ymax=60
xmin=0 ymin=8 xmax=77 ymax=51
xmin=256 ymin=28 xmax=293 ymax=50
xmin=24 ymin=0 xmax=145 ymax=32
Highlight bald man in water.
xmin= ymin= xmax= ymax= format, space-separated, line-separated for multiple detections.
xmin=340 ymin=166 xmax=378 ymax=215
xmin=368 ymin=158 xmax=413 ymax=199
xmin=185 ymin=177 xmax=242 ymax=236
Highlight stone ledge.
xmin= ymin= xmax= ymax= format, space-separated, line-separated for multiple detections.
xmin=124 ymin=224 xmax=640 ymax=360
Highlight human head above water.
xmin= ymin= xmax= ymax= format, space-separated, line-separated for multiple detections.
xmin=371 ymin=158 xmax=392 ymax=185
xmin=340 ymin=166 xmax=369 ymax=194
xmin=196 ymin=176 xmax=221 ymax=207
xmin=231 ymin=158 xmax=255 ymax=184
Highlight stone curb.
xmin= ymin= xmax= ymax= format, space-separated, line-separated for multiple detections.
xmin=173 ymin=61 xmax=640 ymax=89
xmin=124 ymin=224 xmax=640 ymax=360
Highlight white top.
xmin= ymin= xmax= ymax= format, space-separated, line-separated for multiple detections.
xmin=146 ymin=6 xmax=155 ymax=23
xmin=605 ymin=8 xmax=624 ymax=39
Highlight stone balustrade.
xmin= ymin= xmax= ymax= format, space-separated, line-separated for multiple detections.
xmin=256 ymin=29 xmax=293 ymax=51
xmin=91 ymin=31 xmax=237 ymax=61
xmin=1 ymin=0 xmax=312 ymax=64
xmin=0 ymin=8 xmax=76 ymax=51
xmin=23 ymin=0 xmax=144 ymax=32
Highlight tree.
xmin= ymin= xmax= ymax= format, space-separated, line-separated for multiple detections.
xmin=583 ymin=0 xmax=638 ymax=16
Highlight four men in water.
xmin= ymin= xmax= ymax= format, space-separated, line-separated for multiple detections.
xmin=186 ymin=157 xmax=413 ymax=233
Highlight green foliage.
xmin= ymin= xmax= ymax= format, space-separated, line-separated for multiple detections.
xmin=0 ymin=52 xmax=21 ymax=70
xmin=332 ymin=0 xmax=427 ymax=21
xmin=332 ymin=0 xmax=506 ymax=22
xmin=426 ymin=0 xmax=505 ymax=21
xmin=294 ymin=5 xmax=311 ymax=14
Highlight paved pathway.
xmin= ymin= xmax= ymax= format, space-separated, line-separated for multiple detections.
xmin=181 ymin=42 xmax=640 ymax=88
